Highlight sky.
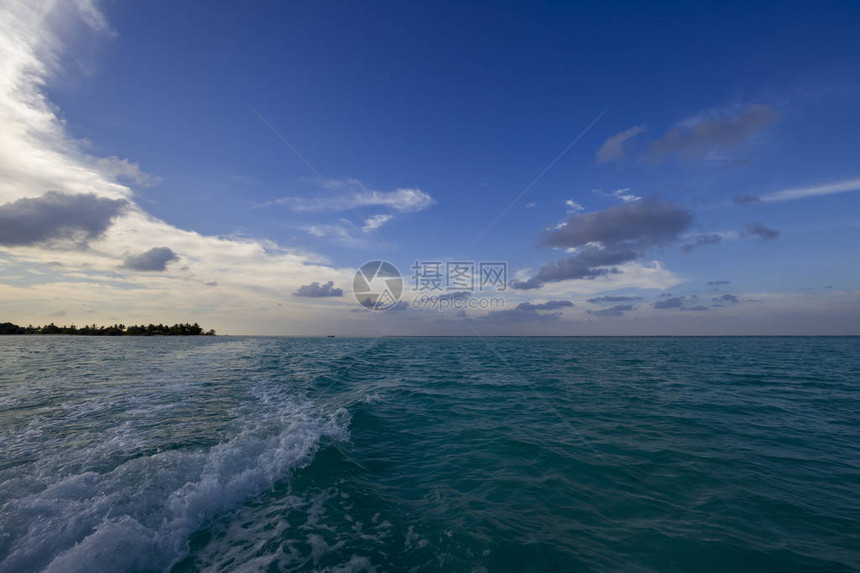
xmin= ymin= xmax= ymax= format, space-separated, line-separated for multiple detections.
xmin=1 ymin=0 xmax=859 ymax=335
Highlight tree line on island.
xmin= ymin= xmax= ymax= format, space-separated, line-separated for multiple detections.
xmin=0 ymin=322 xmax=215 ymax=336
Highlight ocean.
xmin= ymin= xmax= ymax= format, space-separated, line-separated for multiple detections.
xmin=0 ymin=336 xmax=858 ymax=572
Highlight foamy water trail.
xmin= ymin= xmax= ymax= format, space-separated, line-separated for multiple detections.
xmin=1 ymin=402 xmax=348 ymax=572
xmin=0 ymin=338 xmax=350 ymax=573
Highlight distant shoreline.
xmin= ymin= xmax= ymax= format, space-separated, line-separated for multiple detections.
xmin=0 ymin=322 xmax=215 ymax=336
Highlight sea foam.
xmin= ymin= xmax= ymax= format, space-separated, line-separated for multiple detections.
xmin=0 ymin=399 xmax=349 ymax=573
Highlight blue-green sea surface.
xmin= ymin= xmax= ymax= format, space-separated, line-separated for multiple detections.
xmin=0 ymin=336 xmax=858 ymax=572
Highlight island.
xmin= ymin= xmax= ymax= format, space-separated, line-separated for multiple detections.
xmin=0 ymin=322 xmax=216 ymax=336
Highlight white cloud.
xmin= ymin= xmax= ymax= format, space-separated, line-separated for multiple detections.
xmin=0 ymin=3 xmax=130 ymax=204
xmin=264 ymin=180 xmax=434 ymax=213
xmin=303 ymin=221 xmax=368 ymax=247
xmin=362 ymin=213 xmax=393 ymax=233
xmin=593 ymin=187 xmax=641 ymax=203
xmin=92 ymin=156 xmax=161 ymax=187
xmin=760 ymin=177 xmax=860 ymax=203
xmin=353 ymin=187 xmax=434 ymax=212
xmin=611 ymin=188 xmax=641 ymax=203
xmin=260 ymin=180 xmax=433 ymax=242
xmin=0 ymin=0 xmax=355 ymax=333
xmin=564 ymin=199 xmax=585 ymax=211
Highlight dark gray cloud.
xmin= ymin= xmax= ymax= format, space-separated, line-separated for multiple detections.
xmin=513 ymin=198 xmax=693 ymax=290
xmin=480 ymin=300 xmax=572 ymax=322
xmin=743 ymin=222 xmax=780 ymax=240
xmin=588 ymin=304 xmax=634 ymax=317
xmin=680 ymin=233 xmax=723 ymax=253
xmin=733 ymin=194 xmax=761 ymax=206
xmin=0 ymin=192 xmax=127 ymax=247
xmin=350 ymin=299 xmax=408 ymax=312
xmin=587 ymin=295 xmax=642 ymax=304
xmin=510 ymin=250 xmax=625 ymax=290
xmin=647 ymin=105 xmax=777 ymax=161
xmin=509 ymin=277 xmax=545 ymax=290
xmin=707 ymin=280 xmax=731 ymax=286
xmin=595 ymin=125 xmax=647 ymax=164
xmin=542 ymin=198 xmax=693 ymax=250
xmin=713 ymin=294 xmax=739 ymax=304
xmin=654 ymin=295 xmax=714 ymax=311
xmin=123 ymin=247 xmax=179 ymax=271
xmin=293 ymin=280 xmax=343 ymax=297
xmin=654 ymin=296 xmax=685 ymax=309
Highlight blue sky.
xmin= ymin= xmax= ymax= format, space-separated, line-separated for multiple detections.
xmin=1 ymin=0 xmax=859 ymax=334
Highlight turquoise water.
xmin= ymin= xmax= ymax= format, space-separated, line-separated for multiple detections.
xmin=0 ymin=337 xmax=858 ymax=572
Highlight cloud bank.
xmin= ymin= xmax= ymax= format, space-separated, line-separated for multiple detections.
xmin=588 ymin=304 xmax=634 ymax=317
xmin=587 ymin=295 xmax=641 ymax=304
xmin=646 ymin=104 xmax=777 ymax=161
xmin=480 ymin=300 xmax=573 ymax=322
xmin=512 ymin=198 xmax=693 ymax=290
